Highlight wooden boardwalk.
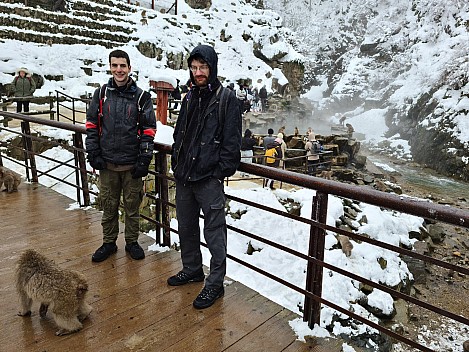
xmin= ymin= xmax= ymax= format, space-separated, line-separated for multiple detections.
xmin=0 ymin=183 xmax=319 ymax=352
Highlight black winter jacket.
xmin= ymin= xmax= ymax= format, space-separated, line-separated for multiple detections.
xmin=171 ymin=45 xmax=242 ymax=183
xmin=85 ymin=78 xmax=156 ymax=165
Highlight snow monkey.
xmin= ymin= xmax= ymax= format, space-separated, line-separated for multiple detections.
xmin=15 ymin=249 xmax=93 ymax=336
xmin=0 ymin=166 xmax=21 ymax=193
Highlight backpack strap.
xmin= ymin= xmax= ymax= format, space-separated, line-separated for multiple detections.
xmin=98 ymin=84 xmax=149 ymax=139
xmin=98 ymin=84 xmax=107 ymax=136
xmin=136 ymin=88 xmax=150 ymax=139
xmin=214 ymin=86 xmax=229 ymax=142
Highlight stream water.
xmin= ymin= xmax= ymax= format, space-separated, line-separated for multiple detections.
xmin=368 ymin=154 xmax=469 ymax=202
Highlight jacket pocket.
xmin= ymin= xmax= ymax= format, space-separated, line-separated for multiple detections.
xmin=195 ymin=141 xmax=220 ymax=174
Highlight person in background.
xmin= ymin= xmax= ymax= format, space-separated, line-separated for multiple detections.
xmin=262 ymin=128 xmax=276 ymax=151
xmin=305 ymin=132 xmax=320 ymax=175
xmin=276 ymin=132 xmax=287 ymax=169
xmin=168 ymin=44 xmax=242 ymax=309
xmin=236 ymin=84 xmax=247 ymax=112
xmin=240 ymin=128 xmax=257 ymax=177
xmin=171 ymin=78 xmax=182 ymax=110
xmin=85 ymin=49 xmax=156 ymax=262
xmin=259 ymin=85 xmax=268 ymax=112
xmin=11 ymin=67 xmax=36 ymax=113
xmin=264 ymin=137 xmax=283 ymax=190
xmin=251 ymin=86 xmax=260 ymax=112
xmin=346 ymin=123 xmax=354 ymax=139
xmin=304 ymin=127 xmax=313 ymax=142
xmin=339 ymin=115 xmax=346 ymax=126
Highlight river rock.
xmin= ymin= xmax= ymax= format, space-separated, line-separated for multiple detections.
xmin=427 ymin=224 xmax=446 ymax=244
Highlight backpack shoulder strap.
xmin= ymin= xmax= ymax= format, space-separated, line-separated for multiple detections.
xmin=137 ymin=88 xmax=151 ymax=112
xmin=215 ymin=86 xmax=230 ymax=141
xmin=97 ymin=84 xmax=107 ymax=136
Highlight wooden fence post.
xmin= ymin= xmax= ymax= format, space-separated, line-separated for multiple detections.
xmin=149 ymin=80 xmax=174 ymax=125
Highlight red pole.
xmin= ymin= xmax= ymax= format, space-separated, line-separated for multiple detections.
xmin=149 ymin=80 xmax=174 ymax=125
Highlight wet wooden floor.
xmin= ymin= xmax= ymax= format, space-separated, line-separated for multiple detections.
xmin=0 ymin=182 xmax=315 ymax=352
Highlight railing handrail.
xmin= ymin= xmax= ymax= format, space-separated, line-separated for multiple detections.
xmin=1 ymin=111 xmax=467 ymax=227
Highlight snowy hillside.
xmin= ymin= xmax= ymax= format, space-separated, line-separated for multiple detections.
xmin=0 ymin=0 xmax=302 ymax=100
xmin=266 ymin=0 xmax=469 ymax=179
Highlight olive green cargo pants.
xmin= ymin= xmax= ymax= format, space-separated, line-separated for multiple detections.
xmin=99 ymin=169 xmax=143 ymax=244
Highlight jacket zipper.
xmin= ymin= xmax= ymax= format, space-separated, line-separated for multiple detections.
xmin=173 ymin=90 xmax=219 ymax=175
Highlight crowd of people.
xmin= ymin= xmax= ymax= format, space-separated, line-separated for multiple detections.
xmin=228 ymin=83 xmax=269 ymax=114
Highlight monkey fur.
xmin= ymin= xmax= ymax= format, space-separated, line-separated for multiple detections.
xmin=15 ymin=249 xmax=92 ymax=336
xmin=0 ymin=166 xmax=21 ymax=193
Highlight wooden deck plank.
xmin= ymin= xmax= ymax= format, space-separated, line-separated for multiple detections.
xmin=0 ymin=182 xmax=308 ymax=352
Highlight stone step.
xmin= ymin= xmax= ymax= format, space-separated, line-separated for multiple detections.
xmin=84 ymin=0 xmax=141 ymax=14
xmin=0 ymin=16 xmax=134 ymax=44
xmin=0 ymin=28 xmax=127 ymax=48
xmin=0 ymin=0 xmax=140 ymax=47
xmin=1 ymin=2 xmax=135 ymax=31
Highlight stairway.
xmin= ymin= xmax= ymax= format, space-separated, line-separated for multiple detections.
xmin=0 ymin=0 xmax=141 ymax=48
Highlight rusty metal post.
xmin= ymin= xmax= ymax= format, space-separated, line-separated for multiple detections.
xmin=160 ymin=152 xmax=170 ymax=246
xmin=154 ymin=152 xmax=162 ymax=245
xmin=149 ymin=80 xmax=174 ymax=125
xmin=56 ymin=90 xmax=60 ymax=122
xmin=21 ymin=121 xmax=38 ymax=182
xmin=74 ymin=132 xmax=90 ymax=206
xmin=49 ymin=92 xmax=54 ymax=120
xmin=304 ymin=191 xmax=328 ymax=327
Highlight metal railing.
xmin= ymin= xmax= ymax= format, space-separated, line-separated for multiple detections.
xmin=1 ymin=111 xmax=468 ymax=352
xmin=55 ymin=90 xmax=89 ymax=124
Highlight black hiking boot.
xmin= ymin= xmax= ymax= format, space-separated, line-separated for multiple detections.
xmin=193 ymin=286 xmax=224 ymax=309
xmin=167 ymin=270 xmax=205 ymax=286
xmin=92 ymin=242 xmax=117 ymax=262
xmin=125 ymin=242 xmax=145 ymax=260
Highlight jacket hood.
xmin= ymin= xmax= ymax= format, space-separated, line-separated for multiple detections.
xmin=16 ymin=67 xmax=30 ymax=75
xmin=187 ymin=44 xmax=218 ymax=88
xmin=244 ymin=129 xmax=252 ymax=138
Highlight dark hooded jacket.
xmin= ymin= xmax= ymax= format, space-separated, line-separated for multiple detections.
xmin=241 ymin=129 xmax=256 ymax=151
xmin=171 ymin=45 xmax=242 ymax=183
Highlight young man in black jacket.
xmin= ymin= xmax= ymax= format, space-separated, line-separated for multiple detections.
xmin=168 ymin=44 xmax=242 ymax=309
xmin=85 ymin=49 xmax=156 ymax=262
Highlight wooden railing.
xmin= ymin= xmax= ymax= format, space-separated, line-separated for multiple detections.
xmin=1 ymin=111 xmax=468 ymax=352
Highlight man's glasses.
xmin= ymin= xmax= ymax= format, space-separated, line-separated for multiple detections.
xmin=190 ymin=65 xmax=209 ymax=73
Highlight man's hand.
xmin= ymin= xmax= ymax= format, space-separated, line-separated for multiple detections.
xmin=131 ymin=156 xmax=152 ymax=179
xmin=87 ymin=151 xmax=106 ymax=170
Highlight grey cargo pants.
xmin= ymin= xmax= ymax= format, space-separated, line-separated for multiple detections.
xmin=175 ymin=177 xmax=227 ymax=289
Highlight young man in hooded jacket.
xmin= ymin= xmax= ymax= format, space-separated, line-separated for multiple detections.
xmin=168 ymin=44 xmax=242 ymax=309
xmin=85 ymin=49 xmax=156 ymax=262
